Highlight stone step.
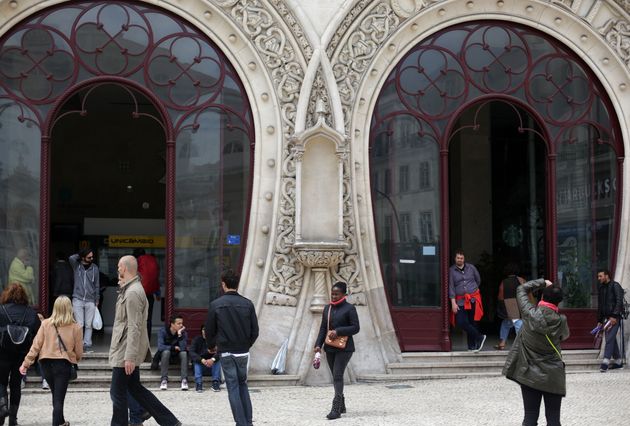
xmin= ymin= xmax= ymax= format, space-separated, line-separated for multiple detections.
xmin=24 ymin=373 xmax=301 ymax=390
xmin=399 ymin=349 xmax=599 ymax=363
xmin=356 ymin=369 xmax=602 ymax=383
xmin=386 ymin=359 xmax=600 ymax=375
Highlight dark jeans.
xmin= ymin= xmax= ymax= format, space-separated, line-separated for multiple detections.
xmin=0 ymin=356 xmax=23 ymax=421
xmin=221 ymin=354 xmax=252 ymax=426
xmin=40 ymin=358 xmax=72 ymax=426
xmin=128 ymin=392 xmax=144 ymax=424
xmin=521 ymin=384 xmax=562 ymax=426
xmin=193 ymin=361 xmax=221 ymax=385
xmin=455 ymin=301 xmax=483 ymax=349
xmin=603 ymin=321 xmax=621 ymax=361
xmin=147 ymin=295 xmax=155 ymax=340
xmin=325 ymin=351 xmax=353 ymax=396
xmin=110 ymin=367 xmax=179 ymax=426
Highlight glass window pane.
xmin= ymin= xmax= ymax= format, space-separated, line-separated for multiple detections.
xmin=175 ymin=107 xmax=251 ymax=308
xmin=0 ymin=99 xmax=41 ymax=304
xmin=372 ymin=115 xmax=441 ymax=307
xmin=556 ymin=126 xmax=617 ymax=308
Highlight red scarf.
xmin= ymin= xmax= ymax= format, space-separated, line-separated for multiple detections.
xmin=330 ymin=296 xmax=347 ymax=305
xmin=538 ymin=300 xmax=559 ymax=312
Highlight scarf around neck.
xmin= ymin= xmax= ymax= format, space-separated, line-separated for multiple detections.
xmin=330 ymin=296 xmax=347 ymax=306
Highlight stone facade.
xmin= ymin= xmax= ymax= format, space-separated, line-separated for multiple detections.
xmin=1 ymin=0 xmax=630 ymax=384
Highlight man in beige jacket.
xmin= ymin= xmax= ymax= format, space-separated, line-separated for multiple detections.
xmin=109 ymin=255 xmax=181 ymax=426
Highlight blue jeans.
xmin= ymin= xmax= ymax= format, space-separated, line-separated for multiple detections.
xmin=221 ymin=355 xmax=252 ymax=426
xmin=193 ymin=360 xmax=221 ymax=385
xmin=110 ymin=367 xmax=179 ymax=426
xmin=603 ymin=320 xmax=621 ymax=361
xmin=499 ymin=319 xmax=523 ymax=341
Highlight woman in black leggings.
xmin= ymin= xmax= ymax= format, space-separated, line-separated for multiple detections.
xmin=503 ymin=279 xmax=570 ymax=426
xmin=314 ymin=282 xmax=360 ymax=420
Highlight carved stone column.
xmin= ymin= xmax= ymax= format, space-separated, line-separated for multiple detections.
xmin=294 ymin=243 xmax=346 ymax=312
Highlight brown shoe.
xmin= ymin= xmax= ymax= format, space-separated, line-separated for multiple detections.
xmin=494 ymin=341 xmax=506 ymax=350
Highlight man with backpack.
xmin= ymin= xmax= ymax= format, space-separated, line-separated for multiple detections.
xmin=596 ymin=269 xmax=625 ymax=372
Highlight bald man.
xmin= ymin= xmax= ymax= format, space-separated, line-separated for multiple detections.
xmin=109 ymin=255 xmax=181 ymax=426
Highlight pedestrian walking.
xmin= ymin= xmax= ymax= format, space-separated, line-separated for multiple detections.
xmin=314 ymin=281 xmax=360 ymax=420
xmin=19 ymin=296 xmax=82 ymax=426
xmin=596 ymin=269 xmax=624 ymax=371
xmin=0 ymin=283 xmax=40 ymax=426
xmin=502 ymin=279 xmax=569 ymax=426
xmin=69 ymin=249 xmax=99 ymax=350
xmin=494 ymin=263 xmax=525 ymax=350
xmin=109 ymin=255 xmax=180 ymax=426
xmin=204 ymin=270 xmax=259 ymax=426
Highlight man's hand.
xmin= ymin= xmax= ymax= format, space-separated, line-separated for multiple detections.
xmin=174 ymin=346 xmax=180 ymax=352
xmin=177 ymin=326 xmax=186 ymax=337
xmin=609 ymin=317 xmax=618 ymax=326
xmin=451 ymin=300 xmax=459 ymax=314
xmin=124 ymin=360 xmax=135 ymax=375
xmin=202 ymin=358 xmax=215 ymax=367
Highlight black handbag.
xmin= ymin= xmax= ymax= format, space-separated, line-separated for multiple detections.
xmin=54 ymin=325 xmax=78 ymax=381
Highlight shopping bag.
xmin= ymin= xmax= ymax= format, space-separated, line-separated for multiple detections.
xmin=92 ymin=308 xmax=103 ymax=330
xmin=271 ymin=338 xmax=288 ymax=375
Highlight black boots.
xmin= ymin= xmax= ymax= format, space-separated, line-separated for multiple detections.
xmin=326 ymin=395 xmax=343 ymax=420
xmin=340 ymin=394 xmax=346 ymax=414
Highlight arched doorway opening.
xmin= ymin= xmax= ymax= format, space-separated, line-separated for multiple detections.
xmin=370 ymin=21 xmax=623 ymax=351
xmin=0 ymin=2 xmax=255 ymax=335
xmin=49 ymin=82 xmax=167 ymax=330
xmin=448 ymin=99 xmax=547 ymax=348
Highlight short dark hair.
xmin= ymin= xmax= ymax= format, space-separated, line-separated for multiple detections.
xmin=169 ymin=314 xmax=183 ymax=325
xmin=221 ymin=270 xmax=240 ymax=289
xmin=79 ymin=247 xmax=93 ymax=258
xmin=542 ymin=285 xmax=563 ymax=306
xmin=597 ymin=269 xmax=611 ymax=277
xmin=133 ymin=248 xmax=146 ymax=258
xmin=332 ymin=281 xmax=347 ymax=294
xmin=504 ymin=262 xmax=520 ymax=276
xmin=454 ymin=249 xmax=465 ymax=257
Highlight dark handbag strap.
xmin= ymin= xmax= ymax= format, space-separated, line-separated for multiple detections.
xmin=326 ymin=306 xmax=332 ymax=331
xmin=54 ymin=325 xmax=69 ymax=353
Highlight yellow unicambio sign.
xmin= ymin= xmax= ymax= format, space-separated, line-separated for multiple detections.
xmin=108 ymin=235 xmax=166 ymax=248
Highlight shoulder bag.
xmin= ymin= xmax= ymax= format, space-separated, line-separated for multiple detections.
xmin=324 ymin=306 xmax=347 ymax=350
xmin=0 ymin=305 xmax=30 ymax=347
xmin=54 ymin=325 xmax=78 ymax=381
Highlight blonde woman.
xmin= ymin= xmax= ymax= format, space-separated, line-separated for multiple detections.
xmin=19 ymin=296 xmax=83 ymax=426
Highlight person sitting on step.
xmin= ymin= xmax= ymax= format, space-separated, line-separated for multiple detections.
xmin=155 ymin=315 xmax=189 ymax=391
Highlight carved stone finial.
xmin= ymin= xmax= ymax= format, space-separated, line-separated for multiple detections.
xmin=315 ymin=98 xmax=326 ymax=122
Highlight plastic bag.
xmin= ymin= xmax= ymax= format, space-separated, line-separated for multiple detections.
xmin=92 ymin=308 xmax=103 ymax=330
xmin=271 ymin=338 xmax=288 ymax=375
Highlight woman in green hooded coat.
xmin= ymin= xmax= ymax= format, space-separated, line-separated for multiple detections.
xmin=502 ymin=278 xmax=570 ymax=426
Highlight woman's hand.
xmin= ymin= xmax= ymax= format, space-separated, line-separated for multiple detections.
xmin=328 ymin=330 xmax=338 ymax=339
xmin=314 ymin=346 xmax=321 ymax=353
xmin=19 ymin=365 xmax=28 ymax=375
xmin=544 ymin=279 xmax=553 ymax=287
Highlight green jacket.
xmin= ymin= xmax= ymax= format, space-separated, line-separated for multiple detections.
xmin=109 ymin=276 xmax=151 ymax=368
xmin=502 ymin=279 xmax=570 ymax=396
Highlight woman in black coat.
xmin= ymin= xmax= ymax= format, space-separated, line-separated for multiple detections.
xmin=314 ymin=282 xmax=360 ymax=420
xmin=0 ymin=283 xmax=40 ymax=426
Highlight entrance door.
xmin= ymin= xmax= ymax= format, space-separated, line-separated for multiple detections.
xmin=448 ymin=101 xmax=547 ymax=347
xmin=50 ymin=83 xmax=166 ymax=328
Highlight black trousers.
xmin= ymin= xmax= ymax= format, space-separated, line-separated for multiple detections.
xmin=0 ymin=355 xmax=23 ymax=420
xmin=520 ymin=384 xmax=562 ymax=426
xmin=325 ymin=351 xmax=353 ymax=396
xmin=39 ymin=358 xmax=72 ymax=426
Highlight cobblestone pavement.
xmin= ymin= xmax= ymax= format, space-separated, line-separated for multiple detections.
xmin=15 ymin=370 xmax=630 ymax=425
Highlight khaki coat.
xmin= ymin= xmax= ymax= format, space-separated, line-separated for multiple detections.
xmin=109 ymin=276 xmax=151 ymax=368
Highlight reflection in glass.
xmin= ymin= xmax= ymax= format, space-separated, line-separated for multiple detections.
xmin=175 ymin=106 xmax=251 ymax=308
xmin=556 ymin=126 xmax=617 ymax=308
xmin=0 ymin=99 xmax=41 ymax=304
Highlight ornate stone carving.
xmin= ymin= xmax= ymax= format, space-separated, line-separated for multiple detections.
xmin=294 ymin=248 xmax=346 ymax=268
xmin=613 ymin=0 xmax=630 ymax=15
xmin=211 ymin=0 xmax=312 ymax=304
xmin=599 ymin=18 xmax=630 ymax=64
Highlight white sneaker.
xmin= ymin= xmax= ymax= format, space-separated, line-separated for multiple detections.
xmin=181 ymin=379 xmax=188 ymax=391
xmin=42 ymin=379 xmax=49 ymax=390
xmin=160 ymin=379 xmax=168 ymax=390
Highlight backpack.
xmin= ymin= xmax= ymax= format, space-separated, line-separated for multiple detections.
xmin=0 ymin=305 xmax=31 ymax=351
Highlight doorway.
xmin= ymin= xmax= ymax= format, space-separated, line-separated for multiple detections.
xmin=49 ymin=83 xmax=167 ymax=335
xmin=448 ymin=100 xmax=547 ymax=347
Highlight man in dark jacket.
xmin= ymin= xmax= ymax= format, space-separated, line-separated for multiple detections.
xmin=204 ymin=270 xmax=259 ymax=426
xmin=596 ymin=269 xmax=624 ymax=371
xmin=190 ymin=325 xmax=221 ymax=393
xmin=156 ymin=315 xmax=189 ymax=390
